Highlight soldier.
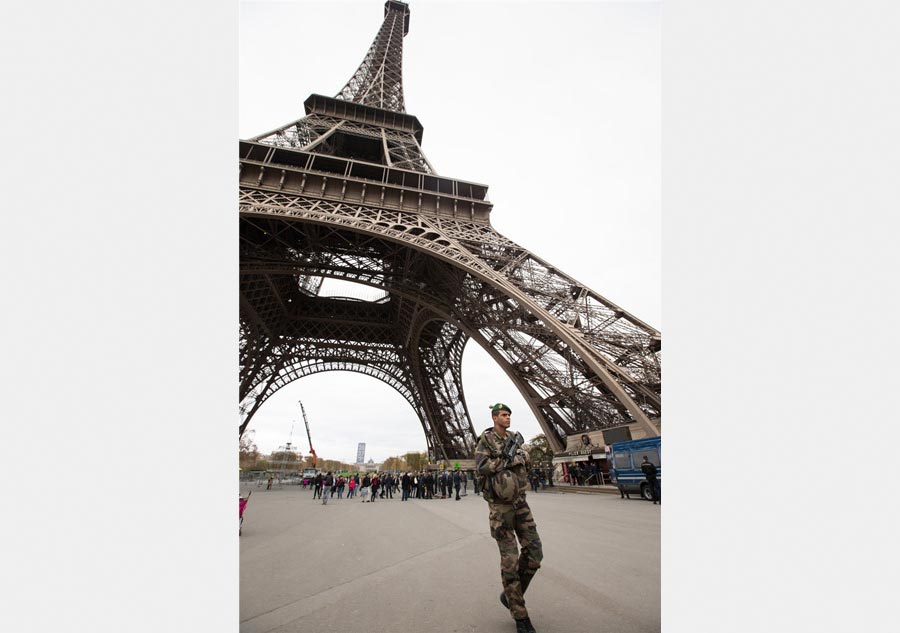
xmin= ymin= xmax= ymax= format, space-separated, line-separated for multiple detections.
xmin=475 ymin=403 xmax=542 ymax=633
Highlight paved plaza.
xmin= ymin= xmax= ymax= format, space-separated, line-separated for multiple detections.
xmin=240 ymin=484 xmax=659 ymax=633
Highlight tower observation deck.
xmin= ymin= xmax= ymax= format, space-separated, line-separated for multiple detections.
xmin=239 ymin=1 xmax=660 ymax=460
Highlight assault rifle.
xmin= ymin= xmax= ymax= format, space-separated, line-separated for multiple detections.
xmin=501 ymin=431 xmax=525 ymax=463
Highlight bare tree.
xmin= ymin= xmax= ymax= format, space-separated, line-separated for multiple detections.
xmin=240 ymin=430 xmax=260 ymax=470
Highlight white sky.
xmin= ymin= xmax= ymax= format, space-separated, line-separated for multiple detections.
xmin=239 ymin=0 xmax=660 ymax=461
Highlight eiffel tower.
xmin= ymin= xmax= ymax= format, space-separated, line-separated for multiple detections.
xmin=239 ymin=1 xmax=660 ymax=460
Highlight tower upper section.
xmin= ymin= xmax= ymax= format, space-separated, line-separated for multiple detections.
xmin=336 ymin=1 xmax=411 ymax=113
xmin=243 ymin=0 xmax=493 ymax=220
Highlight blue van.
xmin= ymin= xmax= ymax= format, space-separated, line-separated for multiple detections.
xmin=609 ymin=436 xmax=661 ymax=501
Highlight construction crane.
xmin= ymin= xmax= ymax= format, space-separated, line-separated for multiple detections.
xmin=299 ymin=399 xmax=317 ymax=468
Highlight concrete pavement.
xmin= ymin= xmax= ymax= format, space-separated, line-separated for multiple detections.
xmin=240 ymin=484 xmax=659 ymax=633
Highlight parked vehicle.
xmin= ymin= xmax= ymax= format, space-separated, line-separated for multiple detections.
xmin=608 ymin=436 xmax=661 ymax=501
xmin=301 ymin=467 xmax=320 ymax=484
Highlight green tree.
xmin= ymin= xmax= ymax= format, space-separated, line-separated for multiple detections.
xmin=320 ymin=458 xmax=352 ymax=473
xmin=382 ymin=455 xmax=408 ymax=472
xmin=525 ymin=434 xmax=553 ymax=466
xmin=403 ymin=451 xmax=428 ymax=471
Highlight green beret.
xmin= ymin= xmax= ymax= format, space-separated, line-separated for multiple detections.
xmin=489 ymin=402 xmax=511 ymax=414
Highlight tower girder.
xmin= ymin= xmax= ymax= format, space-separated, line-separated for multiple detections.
xmin=239 ymin=1 xmax=660 ymax=458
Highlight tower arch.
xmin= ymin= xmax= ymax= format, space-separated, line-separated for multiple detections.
xmin=239 ymin=1 xmax=661 ymax=458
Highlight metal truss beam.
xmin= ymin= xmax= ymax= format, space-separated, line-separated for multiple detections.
xmin=238 ymin=1 xmax=660 ymax=458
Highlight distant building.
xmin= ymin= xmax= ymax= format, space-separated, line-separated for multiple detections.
xmin=362 ymin=457 xmax=379 ymax=472
xmin=356 ymin=442 xmax=366 ymax=464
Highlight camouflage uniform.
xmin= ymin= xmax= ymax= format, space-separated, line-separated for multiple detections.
xmin=475 ymin=427 xmax=543 ymax=621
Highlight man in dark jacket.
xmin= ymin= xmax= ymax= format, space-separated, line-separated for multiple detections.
xmin=640 ymin=456 xmax=660 ymax=504
xmin=370 ymin=474 xmax=379 ymax=502
xmin=322 ymin=472 xmax=334 ymax=505
xmin=361 ymin=473 xmax=371 ymax=502
xmin=453 ymin=469 xmax=462 ymax=500
xmin=312 ymin=473 xmax=323 ymax=499
xmin=401 ymin=472 xmax=411 ymax=501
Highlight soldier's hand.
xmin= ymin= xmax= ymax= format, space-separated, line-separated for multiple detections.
xmin=510 ymin=449 xmax=528 ymax=467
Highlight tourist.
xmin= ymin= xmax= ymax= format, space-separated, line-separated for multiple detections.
xmin=401 ymin=472 xmax=411 ymax=501
xmin=322 ymin=472 xmax=334 ymax=505
xmin=360 ymin=474 xmax=371 ymax=502
xmin=312 ymin=472 xmax=323 ymax=499
xmin=369 ymin=473 xmax=379 ymax=502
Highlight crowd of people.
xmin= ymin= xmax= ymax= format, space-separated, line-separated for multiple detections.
xmin=562 ymin=460 xmax=605 ymax=486
xmin=306 ymin=469 xmax=476 ymax=503
xmin=303 ymin=466 xmax=557 ymax=504
xmin=528 ymin=468 xmax=555 ymax=492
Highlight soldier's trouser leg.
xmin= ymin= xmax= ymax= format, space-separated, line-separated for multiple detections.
xmin=514 ymin=500 xmax=543 ymax=596
xmin=491 ymin=502 xmax=543 ymax=620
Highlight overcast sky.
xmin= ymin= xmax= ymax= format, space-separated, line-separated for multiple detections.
xmin=239 ymin=0 xmax=660 ymax=462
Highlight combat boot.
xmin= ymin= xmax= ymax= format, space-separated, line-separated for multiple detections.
xmin=515 ymin=617 xmax=537 ymax=633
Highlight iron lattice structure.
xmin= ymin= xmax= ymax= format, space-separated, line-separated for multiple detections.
xmin=239 ymin=1 xmax=660 ymax=460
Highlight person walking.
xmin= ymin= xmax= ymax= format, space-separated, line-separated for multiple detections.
xmin=312 ymin=472 xmax=323 ymax=499
xmin=322 ymin=472 xmax=334 ymax=505
xmin=475 ymin=403 xmax=542 ymax=633
xmin=360 ymin=474 xmax=371 ymax=502
xmin=453 ymin=468 xmax=462 ymax=500
xmin=640 ymin=455 xmax=660 ymax=504
xmin=347 ymin=475 xmax=356 ymax=499
xmin=424 ymin=472 xmax=434 ymax=499
xmin=370 ymin=474 xmax=379 ymax=502
xmin=401 ymin=472 xmax=411 ymax=501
